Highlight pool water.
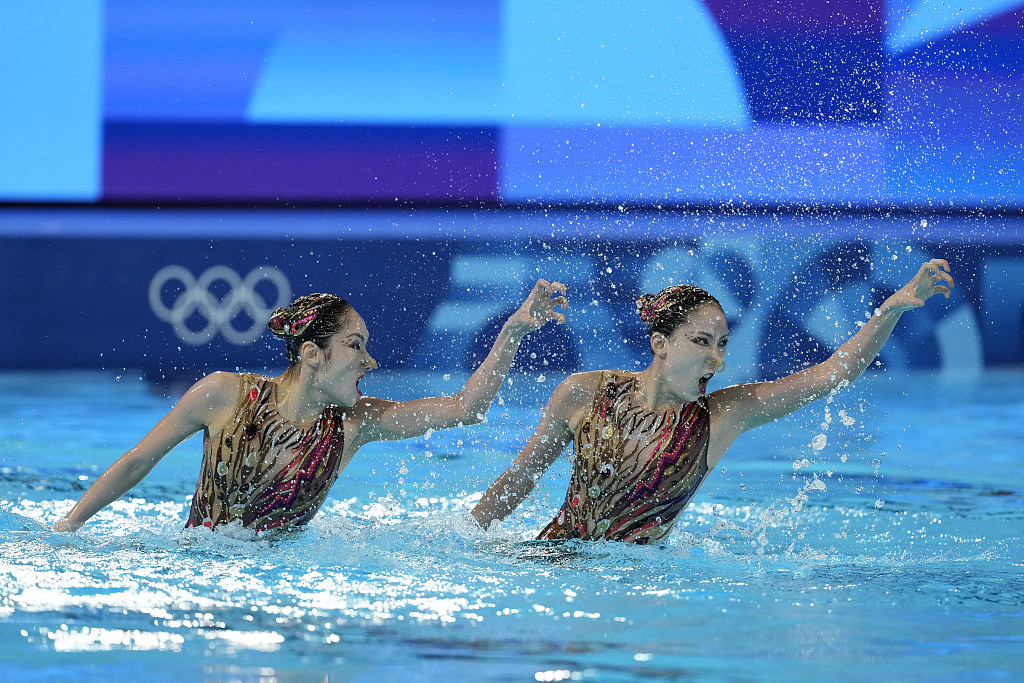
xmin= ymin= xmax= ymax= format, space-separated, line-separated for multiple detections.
xmin=1 ymin=369 xmax=1022 ymax=681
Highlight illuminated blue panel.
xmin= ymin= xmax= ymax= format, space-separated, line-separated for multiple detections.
xmin=886 ymin=7 xmax=1024 ymax=206
xmin=104 ymin=1 xmax=292 ymax=120
xmin=704 ymin=0 xmax=884 ymax=124
xmin=248 ymin=1 xmax=501 ymax=123
xmin=2 ymin=0 xmax=1020 ymax=206
xmin=502 ymin=0 xmax=749 ymax=125
xmin=887 ymin=0 xmax=1024 ymax=54
xmin=0 ymin=1 xmax=102 ymax=200
xmin=500 ymin=125 xmax=885 ymax=204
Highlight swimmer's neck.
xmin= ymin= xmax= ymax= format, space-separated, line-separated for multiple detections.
xmin=273 ymin=367 xmax=331 ymax=424
xmin=633 ymin=366 xmax=697 ymax=412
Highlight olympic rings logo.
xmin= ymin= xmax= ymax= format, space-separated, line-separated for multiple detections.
xmin=148 ymin=265 xmax=292 ymax=346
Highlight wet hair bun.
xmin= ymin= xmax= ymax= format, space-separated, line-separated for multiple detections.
xmin=635 ymin=284 xmax=720 ymax=331
xmin=267 ymin=292 xmax=352 ymax=365
xmin=267 ymin=293 xmax=336 ymax=339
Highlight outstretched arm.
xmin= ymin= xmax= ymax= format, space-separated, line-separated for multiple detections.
xmin=349 ymin=279 xmax=568 ymax=447
xmin=470 ymin=372 xmax=595 ymax=529
xmin=707 ymin=259 xmax=954 ymax=465
xmin=52 ymin=372 xmax=238 ymax=532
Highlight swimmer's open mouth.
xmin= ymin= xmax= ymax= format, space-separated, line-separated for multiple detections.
xmin=357 ymin=374 xmax=364 ymax=396
xmin=699 ymin=373 xmax=714 ymax=395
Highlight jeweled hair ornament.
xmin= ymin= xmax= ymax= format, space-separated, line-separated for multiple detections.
xmin=635 ymin=284 xmax=707 ymax=326
xmin=268 ymin=293 xmax=334 ymax=339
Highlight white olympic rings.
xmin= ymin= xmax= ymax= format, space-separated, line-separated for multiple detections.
xmin=149 ymin=265 xmax=292 ymax=346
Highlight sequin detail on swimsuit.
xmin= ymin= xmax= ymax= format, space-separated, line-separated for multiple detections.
xmin=185 ymin=373 xmax=347 ymax=534
xmin=537 ymin=372 xmax=710 ymax=544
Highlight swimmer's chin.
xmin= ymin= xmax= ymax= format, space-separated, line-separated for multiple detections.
xmin=335 ymin=376 xmax=364 ymax=407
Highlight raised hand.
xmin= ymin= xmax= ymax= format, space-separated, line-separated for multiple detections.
xmin=507 ymin=279 xmax=568 ymax=333
xmin=886 ymin=258 xmax=955 ymax=312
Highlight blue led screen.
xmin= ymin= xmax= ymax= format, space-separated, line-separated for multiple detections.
xmin=1 ymin=0 xmax=1022 ymax=206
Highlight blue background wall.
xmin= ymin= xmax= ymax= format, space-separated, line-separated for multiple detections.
xmin=1 ymin=1 xmax=1023 ymax=206
xmin=2 ymin=209 xmax=1021 ymax=374
xmin=1 ymin=2 xmax=1021 ymax=372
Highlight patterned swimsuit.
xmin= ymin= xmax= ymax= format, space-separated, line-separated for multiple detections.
xmin=538 ymin=372 xmax=710 ymax=544
xmin=185 ymin=373 xmax=348 ymax=534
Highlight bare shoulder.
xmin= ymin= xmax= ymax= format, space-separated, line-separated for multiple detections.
xmin=705 ymin=381 xmax=765 ymax=429
xmin=707 ymin=377 xmax=804 ymax=429
xmin=706 ymin=382 xmax=758 ymax=412
xmin=554 ymin=370 xmax=606 ymax=403
xmin=344 ymin=395 xmax=392 ymax=423
xmin=544 ymin=371 xmax=606 ymax=431
xmin=187 ymin=371 xmax=241 ymax=404
xmin=704 ymin=382 xmax=771 ymax=467
xmin=176 ymin=372 xmax=243 ymax=425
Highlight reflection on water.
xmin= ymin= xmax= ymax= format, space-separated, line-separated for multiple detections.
xmin=1 ymin=371 xmax=1023 ymax=680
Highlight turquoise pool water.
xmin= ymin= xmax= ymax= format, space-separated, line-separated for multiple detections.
xmin=1 ymin=369 xmax=1022 ymax=681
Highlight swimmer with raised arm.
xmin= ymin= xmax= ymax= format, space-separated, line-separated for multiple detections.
xmin=54 ymin=279 xmax=567 ymax=534
xmin=471 ymin=260 xmax=954 ymax=544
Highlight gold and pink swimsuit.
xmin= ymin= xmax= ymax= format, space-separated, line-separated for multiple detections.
xmin=538 ymin=372 xmax=710 ymax=544
xmin=185 ymin=373 xmax=347 ymax=534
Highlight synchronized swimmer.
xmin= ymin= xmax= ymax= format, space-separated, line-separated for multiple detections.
xmin=54 ymin=280 xmax=568 ymax=534
xmin=470 ymin=259 xmax=954 ymax=544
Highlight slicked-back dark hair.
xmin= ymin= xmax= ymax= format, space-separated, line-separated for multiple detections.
xmin=635 ymin=284 xmax=722 ymax=352
xmin=268 ymin=293 xmax=353 ymax=365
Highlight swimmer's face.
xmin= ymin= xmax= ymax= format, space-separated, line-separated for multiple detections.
xmin=659 ymin=303 xmax=729 ymax=402
xmin=318 ymin=311 xmax=377 ymax=407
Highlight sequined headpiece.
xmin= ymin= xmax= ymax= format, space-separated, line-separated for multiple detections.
xmin=268 ymin=293 xmax=336 ymax=339
xmin=635 ymin=284 xmax=712 ymax=327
